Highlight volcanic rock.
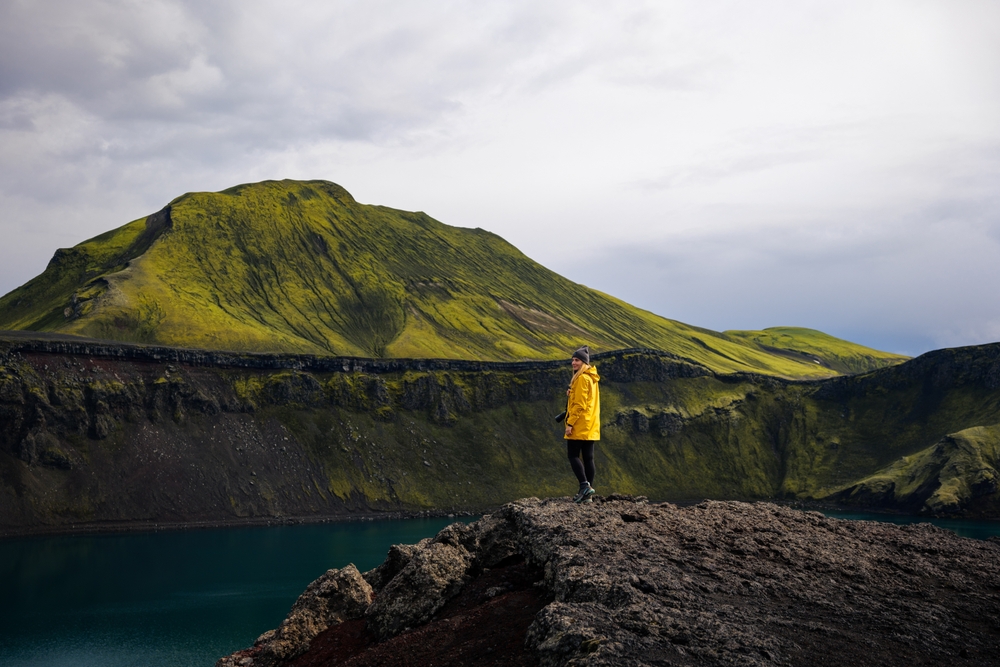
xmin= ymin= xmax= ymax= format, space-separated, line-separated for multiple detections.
xmin=218 ymin=565 xmax=374 ymax=667
xmin=217 ymin=496 xmax=1000 ymax=666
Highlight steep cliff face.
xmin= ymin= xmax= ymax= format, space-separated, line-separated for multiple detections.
xmin=2 ymin=337 xmax=1000 ymax=534
xmin=0 ymin=338 xmax=711 ymax=533
xmin=218 ymin=497 xmax=1000 ymax=667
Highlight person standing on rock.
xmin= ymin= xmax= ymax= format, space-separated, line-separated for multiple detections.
xmin=565 ymin=345 xmax=600 ymax=503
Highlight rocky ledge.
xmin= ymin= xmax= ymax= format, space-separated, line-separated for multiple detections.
xmin=218 ymin=496 xmax=1000 ymax=667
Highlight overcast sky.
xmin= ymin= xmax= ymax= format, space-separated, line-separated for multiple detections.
xmin=2 ymin=0 xmax=998 ymax=356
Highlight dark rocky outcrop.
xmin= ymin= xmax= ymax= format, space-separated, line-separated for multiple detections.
xmin=218 ymin=497 xmax=1000 ymax=667
xmin=243 ymin=565 xmax=374 ymax=667
xmin=0 ymin=332 xmax=701 ymax=377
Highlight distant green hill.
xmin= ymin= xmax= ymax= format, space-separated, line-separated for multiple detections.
xmin=0 ymin=179 xmax=905 ymax=377
xmin=723 ymin=327 xmax=906 ymax=375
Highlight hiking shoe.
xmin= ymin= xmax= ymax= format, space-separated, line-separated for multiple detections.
xmin=573 ymin=484 xmax=596 ymax=503
xmin=581 ymin=495 xmax=594 ymax=503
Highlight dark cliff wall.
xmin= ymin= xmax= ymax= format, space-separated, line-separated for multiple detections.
xmin=0 ymin=340 xmax=714 ymax=533
xmin=3 ymin=337 xmax=1000 ymax=534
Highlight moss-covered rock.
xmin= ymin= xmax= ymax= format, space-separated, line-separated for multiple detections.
xmin=832 ymin=424 xmax=1000 ymax=514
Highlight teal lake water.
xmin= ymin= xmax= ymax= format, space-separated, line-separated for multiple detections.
xmin=2 ymin=510 xmax=998 ymax=667
xmin=0 ymin=517 xmax=471 ymax=667
xmin=818 ymin=508 xmax=1000 ymax=541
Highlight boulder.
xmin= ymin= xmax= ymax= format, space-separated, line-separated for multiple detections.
xmin=216 ymin=564 xmax=373 ymax=667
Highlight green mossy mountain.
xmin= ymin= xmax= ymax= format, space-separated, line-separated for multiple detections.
xmin=0 ymin=179 xmax=905 ymax=377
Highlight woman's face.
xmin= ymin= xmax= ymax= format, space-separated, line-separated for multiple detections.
xmin=571 ymin=357 xmax=583 ymax=371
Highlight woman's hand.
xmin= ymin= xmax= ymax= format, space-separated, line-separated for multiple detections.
xmin=565 ymin=425 xmax=573 ymax=437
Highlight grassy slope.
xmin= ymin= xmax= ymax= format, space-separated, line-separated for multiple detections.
xmin=0 ymin=179 xmax=903 ymax=378
xmin=771 ymin=345 xmax=1000 ymax=510
xmin=833 ymin=424 xmax=1000 ymax=514
xmin=585 ymin=345 xmax=1000 ymax=514
xmin=595 ymin=376 xmax=788 ymax=500
xmin=0 ymin=217 xmax=151 ymax=331
xmin=724 ymin=327 xmax=909 ymax=375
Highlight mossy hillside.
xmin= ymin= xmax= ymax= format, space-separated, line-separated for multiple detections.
xmin=725 ymin=327 xmax=909 ymax=375
xmin=598 ymin=377 xmax=791 ymax=500
xmin=781 ymin=383 xmax=1000 ymax=498
xmin=927 ymin=425 xmax=1000 ymax=513
xmin=587 ymin=343 xmax=1000 ymax=512
xmin=777 ymin=344 xmax=1000 ymax=499
xmin=0 ymin=214 xmax=155 ymax=332
xmin=270 ymin=402 xmax=572 ymax=510
xmin=1 ymin=351 xmax=798 ymax=523
xmin=0 ymin=179 xmax=902 ymax=378
xmin=783 ymin=344 xmax=1000 ymax=508
xmin=263 ymin=372 xmax=795 ymax=507
xmin=831 ymin=425 xmax=1000 ymax=514
xmin=0 ymin=351 xmax=582 ymax=524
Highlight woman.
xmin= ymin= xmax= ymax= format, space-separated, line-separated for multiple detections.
xmin=564 ymin=345 xmax=600 ymax=503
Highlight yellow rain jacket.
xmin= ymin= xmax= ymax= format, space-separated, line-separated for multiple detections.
xmin=565 ymin=364 xmax=600 ymax=441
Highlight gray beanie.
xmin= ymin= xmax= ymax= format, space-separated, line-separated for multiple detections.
xmin=572 ymin=345 xmax=590 ymax=364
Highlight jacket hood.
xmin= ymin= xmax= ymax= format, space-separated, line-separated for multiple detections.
xmin=582 ymin=364 xmax=600 ymax=381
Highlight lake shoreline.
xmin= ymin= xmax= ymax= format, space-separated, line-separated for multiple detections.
xmin=6 ymin=495 xmax=997 ymax=540
xmin=0 ymin=507 xmax=486 ymax=540
xmin=1 ymin=512 xmax=475 ymax=667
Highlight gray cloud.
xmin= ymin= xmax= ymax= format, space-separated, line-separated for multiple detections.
xmin=564 ymin=184 xmax=1000 ymax=356
xmin=1 ymin=0 xmax=999 ymax=357
xmin=0 ymin=1 xmax=589 ymax=195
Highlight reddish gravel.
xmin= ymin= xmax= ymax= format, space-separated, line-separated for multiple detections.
xmin=288 ymin=556 xmax=548 ymax=667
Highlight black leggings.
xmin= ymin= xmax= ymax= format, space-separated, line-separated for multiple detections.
xmin=567 ymin=440 xmax=596 ymax=486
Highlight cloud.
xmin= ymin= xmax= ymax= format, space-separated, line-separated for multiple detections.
xmin=1 ymin=0 xmax=999 ymax=356
xmin=0 ymin=1 xmax=595 ymax=189
xmin=567 ymin=176 xmax=1000 ymax=355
